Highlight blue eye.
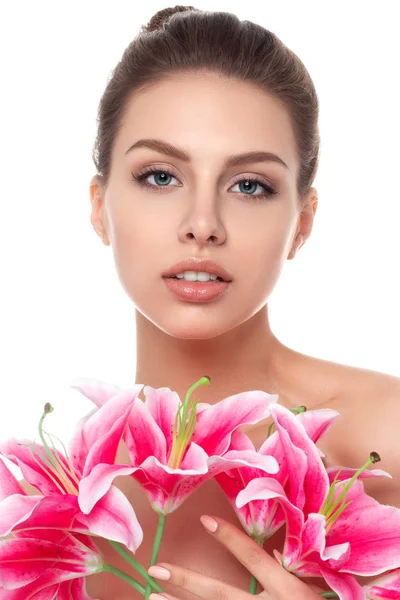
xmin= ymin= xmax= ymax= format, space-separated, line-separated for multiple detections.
xmin=131 ymin=167 xmax=278 ymax=200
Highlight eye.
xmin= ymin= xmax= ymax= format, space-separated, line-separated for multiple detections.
xmin=131 ymin=167 xmax=279 ymax=200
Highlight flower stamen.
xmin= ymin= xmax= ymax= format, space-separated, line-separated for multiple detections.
xmin=167 ymin=376 xmax=210 ymax=469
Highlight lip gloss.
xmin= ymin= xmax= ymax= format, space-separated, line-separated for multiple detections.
xmin=163 ymin=277 xmax=231 ymax=302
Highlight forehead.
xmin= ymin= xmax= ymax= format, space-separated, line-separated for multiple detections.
xmin=115 ymin=71 xmax=298 ymax=174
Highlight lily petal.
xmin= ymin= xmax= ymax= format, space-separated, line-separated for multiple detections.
xmin=69 ymin=377 xmax=142 ymax=409
xmin=70 ymin=390 xmax=139 ymax=477
xmin=319 ymin=567 xmax=365 ymax=600
xmin=78 ymin=463 xmax=137 ymax=514
xmin=0 ymin=538 xmax=102 ymax=589
xmin=78 ymin=485 xmax=143 ymax=553
xmin=326 ymin=465 xmax=392 ymax=483
xmin=142 ymin=386 xmax=182 ymax=453
xmin=296 ymin=409 xmax=340 ymax=443
xmin=327 ymin=480 xmax=400 ymax=576
xmin=193 ymin=391 xmax=279 ymax=456
xmin=364 ymin=568 xmax=400 ymax=599
xmin=0 ymin=494 xmax=44 ymax=537
xmin=0 ymin=438 xmax=69 ymax=496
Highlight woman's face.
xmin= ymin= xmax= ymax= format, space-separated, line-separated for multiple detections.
xmin=90 ymin=71 xmax=316 ymax=339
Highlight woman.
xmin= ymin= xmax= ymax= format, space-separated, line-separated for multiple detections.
xmin=23 ymin=5 xmax=400 ymax=599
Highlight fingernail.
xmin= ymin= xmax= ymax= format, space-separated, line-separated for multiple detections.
xmin=149 ymin=595 xmax=168 ymax=599
xmin=148 ymin=565 xmax=171 ymax=580
xmin=200 ymin=514 xmax=218 ymax=532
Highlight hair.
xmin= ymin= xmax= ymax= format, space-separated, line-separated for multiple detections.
xmin=92 ymin=5 xmax=320 ymax=203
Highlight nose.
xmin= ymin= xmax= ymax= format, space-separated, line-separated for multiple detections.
xmin=177 ymin=195 xmax=227 ymax=248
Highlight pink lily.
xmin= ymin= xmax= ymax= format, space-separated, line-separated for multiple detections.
xmin=215 ymin=404 xmax=339 ymax=541
xmin=363 ymin=568 xmax=400 ymax=599
xmin=0 ymin=387 xmax=144 ymax=552
xmin=70 ymin=376 xmax=280 ymax=514
xmin=236 ymin=405 xmax=400 ymax=600
xmin=0 ymin=455 xmax=102 ymax=599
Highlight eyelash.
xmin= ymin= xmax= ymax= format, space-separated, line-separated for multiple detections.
xmin=131 ymin=167 xmax=279 ymax=200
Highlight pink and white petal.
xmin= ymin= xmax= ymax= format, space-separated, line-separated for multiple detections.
xmin=0 ymin=580 xmax=60 ymax=600
xmin=78 ymin=463 xmax=137 ymax=514
xmin=0 ymin=439 xmax=61 ymax=496
xmin=319 ymin=568 xmax=366 ymax=600
xmin=270 ymin=404 xmax=330 ymax=514
xmin=0 ymin=538 xmax=102 ymax=589
xmin=296 ymin=409 xmax=340 ymax=444
xmin=220 ymin=449 xmax=279 ymax=476
xmin=142 ymin=386 xmax=182 ymax=453
xmin=124 ymin=399 xmax=167 ymax=465
xmin=226 ymin=429 xmax=256 ymax=452
xmin=0 ymin=494 xmax=44 ymax=537
xmin=236 ymin=476 xmax=304 ymax=560
xmin=327 ymin=480 xmax=400 ymax=576
xmin=76 ymin=392 xmax=138 ymax=476
xmin=267 ymin=419 xmax=308 ymax=509
xmin=193 ymin=391 xmax=279 ymax=456
xmin=326 ymin=465 xmax=392 ymax=483
xmin=215 ymin=470 xmax=268 ymax=536
xmin=7 ymin=495 xmax=88 ymax=540
xmin=364 ymin=568 xmax=400 ymax=599
xmin=69 ymin=377 xmax=142 ymax=409
xmin=0 ymin=569 xmax=92 ymax=600
xmin=300 ymin=513 xmax=326 ymax=557
xmin=0 ymin=459 xmax=27 ymax=501
xmin=78 ymin=484 xmax=143 ymax=553
xmin=59 ymin=576 xmax=102 ymax=600
xmin=138 ymin=442 xmax=209 ymax=479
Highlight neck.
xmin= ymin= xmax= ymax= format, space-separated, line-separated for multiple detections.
xmin=134 ymin=305 xmax=292 ymax=406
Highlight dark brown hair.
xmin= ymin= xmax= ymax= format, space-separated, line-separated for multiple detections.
xmin=92 ymin=5 xmax=320 ymax=202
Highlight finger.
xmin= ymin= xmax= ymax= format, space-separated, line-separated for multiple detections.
xmin=147 ymin=563 xmax=250 ymax=600
xmin=199 ymin=515 xmax=320 ymax=599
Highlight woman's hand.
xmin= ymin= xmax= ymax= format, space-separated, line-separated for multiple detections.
xmin=147 ymin=515 xmax=326 ymax=599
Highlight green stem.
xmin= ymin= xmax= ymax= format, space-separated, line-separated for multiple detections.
xmin=108 ymin=540 xmax=164 ymax=593
xmin=102 ymin=562 xmax=146 ymax=594
xmin=248 ymin=538 xmax=265 ymax=594
xmin=145 ymin=513 xmax=167 ymax=600
xmin=320 ymin=593 xmax=339 ymax=599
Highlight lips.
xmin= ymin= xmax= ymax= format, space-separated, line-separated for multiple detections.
xmin=162 ymin=258 xmax=233 ymax=282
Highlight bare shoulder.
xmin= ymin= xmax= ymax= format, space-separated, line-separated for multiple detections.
xmin=311 ymin=357 xmax=400 ymax=506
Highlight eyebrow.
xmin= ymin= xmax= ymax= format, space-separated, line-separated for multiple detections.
xmin=125 ymin=138 xmax=289 ymax=170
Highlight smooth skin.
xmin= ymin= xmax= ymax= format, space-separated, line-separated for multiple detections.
xmin=75 ymin=70 xmax=400 ymax=599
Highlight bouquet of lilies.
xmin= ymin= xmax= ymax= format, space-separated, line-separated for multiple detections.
xmin=1 ymin=375 xmax=400 ymax=600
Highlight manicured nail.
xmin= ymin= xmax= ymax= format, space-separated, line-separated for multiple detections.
xmin=148 ymin=565 xmax=171 ymax=580
xmin=200 ymin=514 xmax=218 ymax=532
xmin=149 ymin=594 xmax=168 ymax=599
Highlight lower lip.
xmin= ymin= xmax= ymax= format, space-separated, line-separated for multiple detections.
xmin=163 ymin=277 xmax=231 ymax=302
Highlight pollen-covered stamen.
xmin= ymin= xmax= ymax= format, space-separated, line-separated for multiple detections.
xmin=24 ymin=403 xmax=80 ymax=495
xmin=167 ymin=376 xmax=210 ymax=469
xmin=320 ymin=452 xmax=381 ymax=531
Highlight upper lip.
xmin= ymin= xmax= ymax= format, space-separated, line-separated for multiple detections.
xmin=162 ymin=258 xmax=233 ymax=282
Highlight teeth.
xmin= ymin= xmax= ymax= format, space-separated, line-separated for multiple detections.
xmin=175 ymin=271 xmax=219 ymax=282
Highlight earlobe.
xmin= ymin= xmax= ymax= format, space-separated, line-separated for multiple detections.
xmin=287 ymin=233 xmax=303 ymax=260
xmin=89 ymin=177 xmax=109 ymax=246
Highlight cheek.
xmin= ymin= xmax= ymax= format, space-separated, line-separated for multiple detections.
xmin=110 ymin=210 xmax=164 ymax=292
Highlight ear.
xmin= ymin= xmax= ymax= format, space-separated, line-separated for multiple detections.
xmin=90 ymin=175 xmax=110 ymax=246
xmin=287 ymin=187 xmax=318 ymax=260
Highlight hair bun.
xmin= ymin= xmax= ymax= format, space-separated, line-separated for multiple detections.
xmin=142 ymin=5 xmax=200 ymax=33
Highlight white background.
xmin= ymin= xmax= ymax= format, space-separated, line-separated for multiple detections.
xmin=0 ymin=1 xmax=399 ymax=475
